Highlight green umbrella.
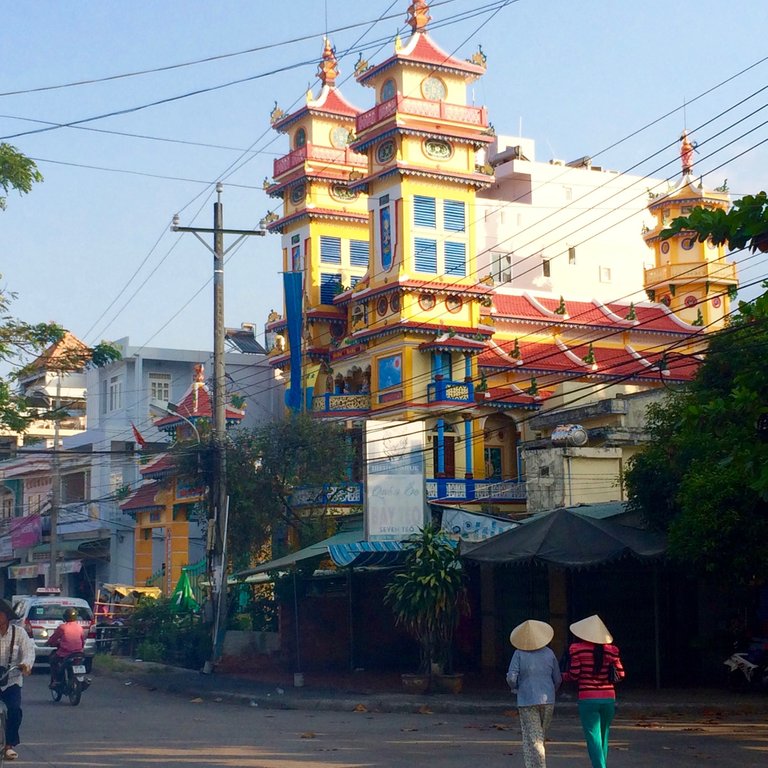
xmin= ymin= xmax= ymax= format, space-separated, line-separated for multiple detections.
xmin=170 ymin=569 xmax=200 ymax=613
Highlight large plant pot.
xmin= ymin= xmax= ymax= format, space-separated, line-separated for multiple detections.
xmin=433 ymin=673 xmax=464 ymax=694
xmin=401 ymin=673 xmax=431 ymax=694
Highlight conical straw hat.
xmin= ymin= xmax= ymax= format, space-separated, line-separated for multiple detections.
xmin=509 ymin=619 xmax=554 ymax=651
xmin=569 ymin=614 xmax=613 ymax=644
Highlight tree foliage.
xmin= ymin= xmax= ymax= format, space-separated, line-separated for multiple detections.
xmin=0 ymin=143 xmax=43 ymax=210
xmin=626 ymin=195 xmax=768 ymax=584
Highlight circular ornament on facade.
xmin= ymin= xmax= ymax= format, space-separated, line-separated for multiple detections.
xmin=290 ymin=184 xmax=306 ymax=204
xmin=660 ymin=241 xmax=670 ymax=254
xmin=659 ymin=295 xmax=671 ymax=306
xmin=330 ymin=323 xmax=345 ymax=340
xmin=421 ymin=75 xmax=446 ymax=101
xmin=377 ymin=296 xmax=389 ymax=317
xmin=389 ymin=294 xmax=401 ymax=313
xmin=376 ymin=139 xmax=396 ymax=164
xmin=712 ymin=296 xmax=722 ymax=308
xmin=330 ymin=126 xmax=350 ymax=148
xmin=684 ymin=294 xmax=697 ymax=308
xmin=419 ymin=293 xmax=436 ymax=311
xmin=446 ymin=296 xmax=462 ymax=313
xmin=294 ymin=127 xmax=306 ymax=149
xmin=423 ymin=138 xmax=452 ymax=161
xmin=381 ymin=78 xmax=396 ymax=102
xmin=329 ymin=183 xmax=358 ymax=202
xmin=681 ymin=237 xmax=695 ymax=250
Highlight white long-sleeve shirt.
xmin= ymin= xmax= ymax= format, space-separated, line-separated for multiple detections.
xmin=0 ymin=625 xmax=36 ymax=690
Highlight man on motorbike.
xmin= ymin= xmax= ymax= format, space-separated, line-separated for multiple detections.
xmin=46 ymin=607 xmax=85 ymax=690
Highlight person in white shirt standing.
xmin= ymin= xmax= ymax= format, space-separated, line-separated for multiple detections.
xmin=0 ymin=599 xmax=35 ymax=761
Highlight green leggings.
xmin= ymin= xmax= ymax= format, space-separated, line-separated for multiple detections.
xmin=577 ymin=698 xmax=616 ymax=768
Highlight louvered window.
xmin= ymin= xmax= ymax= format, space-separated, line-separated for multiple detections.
xmin=414 ymin=238 xmax=438 ymax=273
xmin=443 ymin=200 xmax=465 ymax=232
xmin=320 ymin=273 xmax=342 ymax=304
xmin=444 ymin=241 xmax=466 ymax=276
xmin=413 ymin=196 xmax=437 ymax=228
xmin=350 ymin=275 xmax=362 ymax=288
xmin=320 ymin=236 xmax=342 ymax=264
xmin=349 ymin=239 xmax=369 ymax=267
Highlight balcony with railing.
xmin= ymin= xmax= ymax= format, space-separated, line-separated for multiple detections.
xmin=426 ymin=378 xmax=474 ymax=405
xmin=426 ymin=477 xmax=526 ymax=503
xmin=356 ymin=95 xmax=488 ymax=134
xmin=312 ymin=393 xmax=371 ymax=414
xmin=273 ymin=143 xmax=367 ymax=178
xmin=644 ymin=260 xmax=737 ymax=287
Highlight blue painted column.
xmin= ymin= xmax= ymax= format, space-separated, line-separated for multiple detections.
xmin=436 ymin=418 xmax=445 ymax=476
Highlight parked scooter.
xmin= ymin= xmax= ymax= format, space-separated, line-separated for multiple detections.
xmin=724 ymin=637 xmax=768 ymax=691
xmin=50 ymin=652 xmax=91 ymax=706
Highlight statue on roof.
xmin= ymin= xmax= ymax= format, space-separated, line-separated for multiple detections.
xmin=680 ymin=130 xmax=696 ymax=175
xmin=406 ymin=0 xmax=431 ymax=32
xmin=194 ymin=364 xmax=205 ymax=383
xmin=317 ymin=37 xmax=339 ymax=87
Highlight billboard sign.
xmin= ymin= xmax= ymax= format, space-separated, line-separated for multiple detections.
xmin=365 ymin=420 xmax=426 ymax=541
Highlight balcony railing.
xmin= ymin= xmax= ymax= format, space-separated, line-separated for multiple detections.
xmin=427 ymin=379 xmax=474 ymax=404
xmin=644 ymin=260 xmax=737 ymax=287
xmin=357 ymin=95 xmax=488 ymax=134
xmin=273 ymin=143 xmax=367 ymax=178
xmin=291 ymin=482 xmax=363 ymax=508
xmin=426 ymin=477 xmax=526 ymax=503
xmin=312 ymin=393 xmax=371 ymax=413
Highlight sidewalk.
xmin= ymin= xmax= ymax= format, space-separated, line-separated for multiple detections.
xmin=96 ymin=658 xmax=768 ymax=717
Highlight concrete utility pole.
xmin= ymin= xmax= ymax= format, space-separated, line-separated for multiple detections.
xmin=171 ymin=183 xmax=265 ymax=667
xmin=48 ymin=373 xmax=62 ymax=589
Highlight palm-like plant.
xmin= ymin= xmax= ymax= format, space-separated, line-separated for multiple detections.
xmin=384 ymin=524 xmax=469 ymax=675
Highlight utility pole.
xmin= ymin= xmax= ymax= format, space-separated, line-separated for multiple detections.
xmin=48 ymin=373 xmax=62 ymax=589
xmin=171 ymin=183 xmax=265 ymax=668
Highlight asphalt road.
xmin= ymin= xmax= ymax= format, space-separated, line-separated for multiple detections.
xmin=16 ymin=669 xmax=768 ymax=767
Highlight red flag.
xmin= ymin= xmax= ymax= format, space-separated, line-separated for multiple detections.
xmin=131 ymin=422 xmax=147 ymax=448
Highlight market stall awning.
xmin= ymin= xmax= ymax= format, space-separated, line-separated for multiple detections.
xmin=328 ymin=540 xmax=405 ymax=567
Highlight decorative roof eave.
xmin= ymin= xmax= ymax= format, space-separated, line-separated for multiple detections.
xmin=418 ymin=333 xmax=488 ymax=353
xmin=477 ymin=386 xmax=553 ymax=410
xmin=139 ymin=452 xmax=175 ymax=479
xmin=267 ymin=167 xmax=360 ymax=198
xmin=306 ymin=308 xmax=346 ymax=324
xmin=334 ymin=277 xmax=494 ymax=305
xmin=119 ymin=481 xmax=164 ymax=513
xmin=356 ymin=32 xmax=485 ymax=86
xmin=648 ymin=191 xmax=729 ymax=213
xmin=348 ymin=320 xmax=492 ymax=346
xmin=351 ymin=124 xmax=493 ymax=154
xmin=266 ymin=207 xmax=369 ymax=234
xmin=272 ymin=89 xmax=361 ymax=133
xmin=306 ymin=347 xmax=331 ymax=361
xmin=266 ymin=317 xmax=287 ymax=332
xmin=349 ymin=163 xmax=493 ymax=192
xmin=268 ymin=352 xmax=290 ymax=369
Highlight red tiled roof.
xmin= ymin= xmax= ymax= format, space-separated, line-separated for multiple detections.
xmin=120 ymin=481 xmax=163 ymax=512
xmin=418 ymin=334 xmax=487 ymax=352
xmin=478 ymin=338 xmax=700 ymax=382
xmin=358 ymin=32 xmax=485 ymax=85
xmin=139 ymin=452 xmax=176 ymax=479
xmin=272 ymin=86 xmax=361 ymax=132
xmin=481 ymin=386 xmax=553 ymax=409
xmin=153 ymin=377 xmax=244 ymax=430
xmin=491 ymin=293 xmax=699 ymax=335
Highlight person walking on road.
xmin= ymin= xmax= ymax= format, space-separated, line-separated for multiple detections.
xmin=0 ymin=598 xmax=35 ymax=761
xmin=506 ymin=619 xmax=562 ymax=768
xmin=563 ymin=614 xmax=625 ymax=768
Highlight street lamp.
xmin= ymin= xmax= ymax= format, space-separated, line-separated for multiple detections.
xmin=170 ymin=183 xmax=266 ymax=668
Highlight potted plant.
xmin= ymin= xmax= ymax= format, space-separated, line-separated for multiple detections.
xmin=384 ymin=524 xmax=469 ymax=693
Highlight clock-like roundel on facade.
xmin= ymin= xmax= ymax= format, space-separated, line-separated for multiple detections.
xmin=423 ymin=138 xmax=452 ymax=161
xmin=329 ymin=183 xmax=358 ymax=202
xmin=330 ymin=126 xmax=350 ymax=148
xmin=421 ymin=75 xmax=446 ymax=101
xmin=376 ymin=139 xmax=396 ymax=164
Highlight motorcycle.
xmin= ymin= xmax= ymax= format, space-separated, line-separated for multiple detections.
xmin=724 ymin=637 xmax=768 ymax=692
xmin=50 ymin=652 xmax=92 ymax=706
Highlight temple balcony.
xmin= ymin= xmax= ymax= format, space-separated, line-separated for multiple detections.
xmin=291 ymin=482 xmax=363 ymax=508
xmin=273 ymin=143 xmax=367 ymax=178
xmin=426 ymin=378 xmax=474 ymax=405
xmin=356 ymin=95 xmax=488 ymax=134
xmin=426 ymin=477 xmax=527 ymax=504
xmin=644 ymin=260 xmax=737 ymax=287
xmin=312 ymin=393 xmax=371 ymax=415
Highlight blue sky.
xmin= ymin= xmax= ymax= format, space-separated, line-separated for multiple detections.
xmin=2 ymin=0 xmax=767 ymax=356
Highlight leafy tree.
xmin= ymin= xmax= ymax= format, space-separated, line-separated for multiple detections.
xmin=626 ymin=194 xmax=768 ymax=584
xmin=0 ymin=143 xmax=43 ymax=210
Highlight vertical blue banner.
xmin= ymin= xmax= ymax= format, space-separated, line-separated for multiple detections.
xmin=283 ymin=271 xmax=303 ymax=413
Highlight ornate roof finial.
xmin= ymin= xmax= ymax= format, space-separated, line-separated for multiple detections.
xmin=317 ymin=37 xmax=339 ymax=87
xmin=680 ymin=130 xmax=696 ymax=175
xmin=406 ymin=0 xmax=431 ymax=32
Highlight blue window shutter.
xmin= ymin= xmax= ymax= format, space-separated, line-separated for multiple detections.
xmin=320 ymin=236 xmax=342 ymax=264
xmin=445 ymin=241 xmax=466 ymax=276
xmin=413 ymin=196 xmax=437 ymax=228
xmin=443 ymin=200 xmax=465 ymax=232
xmin=350 ymin=275 xmax=362 ymax=287
xmin=320 ymin=272 xmax=342 ymax=304
xmin=414 ymin=238 xmax=438 ymax=273
xmin=349 ymin=239 xmax=369 ymax=267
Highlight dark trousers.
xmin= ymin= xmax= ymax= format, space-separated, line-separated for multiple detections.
xmin=0 ymin=684 xmax=22 ymax=747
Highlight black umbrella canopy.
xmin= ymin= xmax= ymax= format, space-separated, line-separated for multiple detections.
xmin=461 ymin=506 xmax=666 ymax=568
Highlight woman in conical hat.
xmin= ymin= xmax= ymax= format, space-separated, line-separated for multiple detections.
xmin=563 ymin=615 xmax=625 ymax=768
xmin=506 ymin=619 xmax=561 ymax=768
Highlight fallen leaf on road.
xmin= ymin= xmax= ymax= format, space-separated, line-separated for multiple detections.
xmin=401 ymin=727 xmax=419 ymax=732
xmin=190 ymin=697 xmax=204 ymax=703
xmin=354 ymin=704 xmax=368 ymax=712
xmin=418 ymin=705 xmax=433 ymax=715
xmin=301 ymin=732 xmax=316 ymax=739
